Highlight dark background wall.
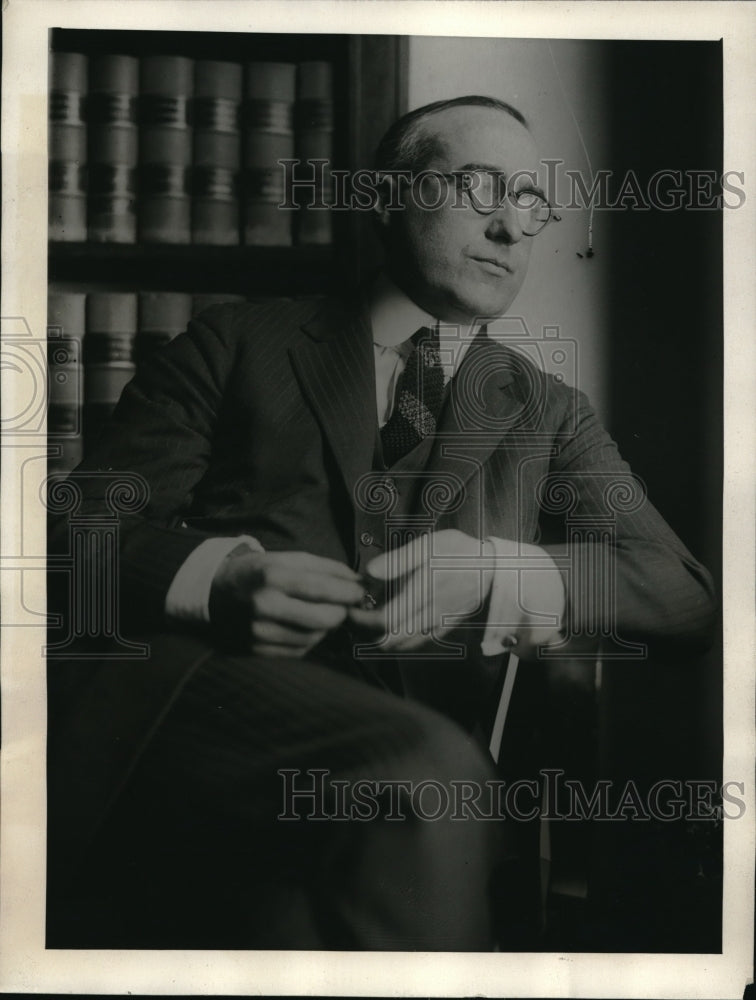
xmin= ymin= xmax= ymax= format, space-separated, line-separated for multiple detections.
xmin=597 ymin=44 xmax=723 ymax=951
xmin=408 ymin=35 xmax=723 ymax=782
xmin=407 ymin=37 xmax=724 ymax=951
xmin=604 ymin=40 xmax=723 ymax=784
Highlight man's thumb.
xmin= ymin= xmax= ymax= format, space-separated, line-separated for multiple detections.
xmin=366 ymin=534 xmax=429 ymax=579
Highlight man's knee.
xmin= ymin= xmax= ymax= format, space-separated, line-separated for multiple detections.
xmin=361 ymin=695 xmax=497 ymax=789
xmin=316 ymin=707 xmax=501 ymax=950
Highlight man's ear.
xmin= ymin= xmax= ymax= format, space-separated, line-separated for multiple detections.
xmin=373 ymin=171 xmax=409 ymax=230
xmin=373 ymin=173 xmax=395 ymax=230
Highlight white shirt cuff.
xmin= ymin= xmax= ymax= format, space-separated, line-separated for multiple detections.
xmin=165 ymin=534 xmax=264 ymax=624
xmin=480 ymin=535 xmax=565 ymax=657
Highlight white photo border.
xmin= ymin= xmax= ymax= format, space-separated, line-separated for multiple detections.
xmin=1 ymin=1 xmax=754 ymax=996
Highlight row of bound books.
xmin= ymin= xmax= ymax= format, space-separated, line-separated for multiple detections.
xmin=47 ymin=290 xmax=244 ymax=472
xmin=49 ymin=52 xmax=334 ymax=247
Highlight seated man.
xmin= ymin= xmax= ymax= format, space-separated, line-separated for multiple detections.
xmin=46 ymin=95 xmax=715 ymax=951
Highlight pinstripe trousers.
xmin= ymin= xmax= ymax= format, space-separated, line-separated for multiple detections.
xmin=47 ymin=638 xmax=506 ymax=951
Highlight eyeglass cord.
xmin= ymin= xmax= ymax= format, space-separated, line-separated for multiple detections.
xmin=547 ymin=40 xmax=596 ymax=258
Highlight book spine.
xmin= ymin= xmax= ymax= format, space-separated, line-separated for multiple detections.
xmin=191 ymin=293 xmax=246 ymax=317
xmin=49 ymin=51 xmax=87 ymax=242
xmin=192 ymin=60 xmax=242 ymax=245
xmin=295 ymin=61 xmax=334 ymax=246
xmin=242 ymin=62 xmax=296 ymax=246
xmin=138 ymin=56 xmax=193 ymax=244
xmin=47 ymin=291 xmax=86 ymax=472
xmin=136 ymin=292 xmax=192 ymax=365
xmin=87 ymin=54 xmax=139 ymax=243
xmin=84 ymin=292 xmax=137 ymax=445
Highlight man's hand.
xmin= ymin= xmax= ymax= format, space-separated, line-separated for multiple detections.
xmin=348 ymin=529 xmax=495 ymax=652
xmin=209 ymin=547 xmax=365 ymax=657
xmin=348 ymin=530 xmax=565 ymax=657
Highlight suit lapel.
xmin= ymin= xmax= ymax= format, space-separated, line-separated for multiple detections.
xmin=289 ymin=299 xmax=377 ymax=503
xmin=289 ymin=310 xmax=531 ymax=519
xmin=424 ymin=331 xmax=523 ymax=510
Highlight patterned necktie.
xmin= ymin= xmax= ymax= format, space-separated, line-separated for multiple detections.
xmin=380 ymin=326 xmax=446 ymax=466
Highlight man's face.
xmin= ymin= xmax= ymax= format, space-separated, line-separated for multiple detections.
xmin=383 ymin=106 xmax=542 ymax=324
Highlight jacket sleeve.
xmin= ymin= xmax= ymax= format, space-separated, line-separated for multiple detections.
xmin=538 ymin=382 xmax=716 ymax=652
xmin=48 ymin=304 xmax=247 ymax=630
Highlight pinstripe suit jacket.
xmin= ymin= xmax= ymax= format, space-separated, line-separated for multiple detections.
xmin=47 ymin=294 xmax=716 ymax=850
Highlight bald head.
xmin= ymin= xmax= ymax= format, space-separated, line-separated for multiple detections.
xmin=374 ymin=95 xmax=529 ymax=176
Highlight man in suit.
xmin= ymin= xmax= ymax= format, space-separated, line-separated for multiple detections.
xmin=47 ymin=96 xmax=715 ymax=951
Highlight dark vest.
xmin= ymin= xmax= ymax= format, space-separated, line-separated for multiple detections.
xmin=332 ymin=407 xmax=505 ymax=737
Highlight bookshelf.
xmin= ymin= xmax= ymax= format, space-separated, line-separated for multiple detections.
xmin=47 ymin=30 xmax=408 ymax=469
xmin=49 ymin=242 xmax=334 ymax=294
xmin=49 ymin=29 xmax=408 ymax=292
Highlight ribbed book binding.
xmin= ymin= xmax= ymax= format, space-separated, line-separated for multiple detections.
xmin=87 ymin=54 xmax=139 ymax=243
xmin=49 ymin=51 xmax=87 ymax=241
xmin=48 ymin=291 xmax=86 ymax=472
xmin=295 ymin=61 xmax=334 ymax=246
xmin=193 ymin=60 xmax=242 ymax=245
xmin=137 ymin=292 xmax=192 ymax=364
xmin=243 ymin=62 xmax=296 ymax=246
xmin=138 ymin=56 xmax=193 ymax=244
xmin=84 ymin=292 xmax=137 ymax=444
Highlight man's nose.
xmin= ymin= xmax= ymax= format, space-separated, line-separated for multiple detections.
xmin=484 ymin=199 xmax=525 ymax=244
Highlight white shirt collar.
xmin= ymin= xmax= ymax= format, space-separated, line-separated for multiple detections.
xmin=367 ymin=273 xmax=482 ymax=360
xmin=368 ymin=272 xmax=435 ymax=349
xmin=368 ymin=274 xmax=487 ymax=424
